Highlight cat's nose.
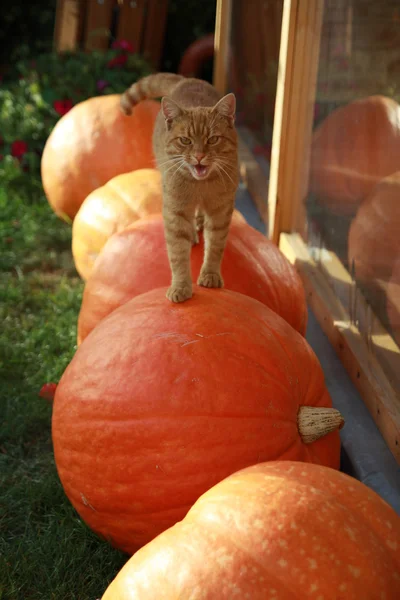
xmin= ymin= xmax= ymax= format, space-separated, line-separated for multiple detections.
xmin=194 ymin=152 xmax=205 ymax=164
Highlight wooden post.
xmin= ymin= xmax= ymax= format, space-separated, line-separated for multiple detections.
xmin=268 ymin=0 xmax=324 ymax=244
xmin=142 ymin=0 xmax=169 ymax=69
xmin=213 ymin=0 xmax=232 ymax=95
xmin=84 ymin=0 xmax=115 ymax=50
xmin=54 ymin=0 xmax=83 ymax=51
xmin=116 ymin=0 xmax=147 ymax=53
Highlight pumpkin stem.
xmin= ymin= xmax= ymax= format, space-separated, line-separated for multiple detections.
xmin=298 ymin=406 xmax=345 ymax=443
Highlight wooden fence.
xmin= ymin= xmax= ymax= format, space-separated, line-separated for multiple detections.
xmin=54 ymin=0 xmax=168 ymax=69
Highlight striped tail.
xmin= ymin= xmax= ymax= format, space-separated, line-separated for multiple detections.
xmin=120 ymin=73 xmax=184 ymax=115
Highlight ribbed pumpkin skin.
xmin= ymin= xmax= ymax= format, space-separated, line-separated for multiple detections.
xmin=348 ymin=171 xmax=400 ymax=294
xmin=53 ymin=287 xmax=339 ymax=554
xmin=41 ymin=95 xmax=160 ymax=220
xmin=77 ymin=216 xmax=307 ymax=343
xmin=102 ymin=461 xmax=400 ymax=600
xmin=72 ymin=169 xmax=162 ymax=280
xmin=387 ymin=257 xmax=400 ymax=345
xmin=310 ymin=96 xmax=400 ymax=215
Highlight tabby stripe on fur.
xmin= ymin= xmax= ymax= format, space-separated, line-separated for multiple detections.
xmin=120 ymin=73 xmax=239 ymax=303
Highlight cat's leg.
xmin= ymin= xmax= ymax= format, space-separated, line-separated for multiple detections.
xmin=164 ymin=207 xmax=194 ymax=303
xmin=192 ymin=207 xmax=204 ymax=245
xmin=192 ymin=219 xmax=199 ymax=246
xmin=197 ymin=203 xmax=233 ymax=288
xmin=195 ymin=209 xmax=204 ymax=234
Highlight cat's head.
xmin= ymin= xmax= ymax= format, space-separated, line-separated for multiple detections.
xmin=160 ymin=93 xmax=237 ymax=182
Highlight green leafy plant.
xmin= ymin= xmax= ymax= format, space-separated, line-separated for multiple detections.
xmin=0 ymin=44 xmax=152 ymax=190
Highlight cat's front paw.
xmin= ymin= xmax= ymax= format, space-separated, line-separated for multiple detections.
xmin=197 ymin=272 xmax=224 ymax=288
xmin=166 ymin=283 xmax=193 ymax=303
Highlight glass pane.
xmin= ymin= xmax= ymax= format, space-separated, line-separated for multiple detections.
xmin=227 ymin=0 xmax=283 ymax=167
xmin=305 ymin=0 xmax=400 ymax=393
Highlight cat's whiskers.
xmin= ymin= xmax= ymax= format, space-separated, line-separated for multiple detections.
xmin=165 ymin=159 xmax=187 ymax=183
xmin=216 ymin=156 xmax=237 ymax=169
xmin=213 ymin=163 xmax=228 ymax=191
xmin=157 ymin=155 xmax=184 ymax=169
xmin=162 ymin=158 xmax=186 ymax=176
xmin=214 ymin=158 xmax=236 ymax=187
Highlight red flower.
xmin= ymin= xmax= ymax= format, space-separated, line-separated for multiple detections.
xmin=112 ymin=39 xmax=135 ymax=53
xmin=53 ymin=99 xmax=73 ymax=116
xmin=11 ymin=140 xmax=28 ymax=159
xmin=96 ymin=79 xmax=109 ymax=92
xmin=107 ymin=53 xmax=128 ymax=68
xmin=39 ymin=382 xmax=58 ymax=402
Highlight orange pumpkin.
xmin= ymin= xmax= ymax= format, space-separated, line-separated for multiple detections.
xmin=348 ymin=171 xmax=400 ymax=296
xmin=102 ymin=461 xmax=400 ymax=600
xmin=53 ymin=287 xmax=342 ymax=554
xmin=72 ymin=169 xmax=163 ymax=280
xmin=387 ymin=256 xmax=400 ymax=345
xmin=41 ymin=95 xmax=160 ymax=220
xmin=77 ymin=215 xmax=307 ymax=342
xmin=310 ymin=96 xmax=400 ymax=215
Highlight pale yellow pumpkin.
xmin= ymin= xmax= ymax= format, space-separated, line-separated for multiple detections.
xmin=72 ymin=169 xmax=162 ymax=280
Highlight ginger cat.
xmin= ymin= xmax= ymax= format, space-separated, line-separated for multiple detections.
xmin=120 ymin=73 xmax=239 ymax=303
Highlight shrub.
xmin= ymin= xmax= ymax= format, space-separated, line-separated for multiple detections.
xmin=0 ymin=44 xmax=152 ymax=193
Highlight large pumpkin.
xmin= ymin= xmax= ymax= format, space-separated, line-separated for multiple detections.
xmin=348 ymin=171 xmax=400 ymax=298
xmin=53 ymin=287 xmax=343 ymax=554
xmin=387 ymin=256 xmax=400 ymax=345
xmin=72 ymin=169 xmax=163 ymax=280
xmin=77 ymin=216 xmax=307 ymax=342
xmin=41 ymin=95 xmax=160 ymax=220
xmin=102 ymin=461 xmax=400 ymax=600
xmin=310 ymin=95 xmax=400 ymax=215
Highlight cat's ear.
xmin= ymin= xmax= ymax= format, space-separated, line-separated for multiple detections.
xmin=213 ymin=93 xmax=236 ymax=126
xmin=161 ymin=97 xmax=183 ymax=128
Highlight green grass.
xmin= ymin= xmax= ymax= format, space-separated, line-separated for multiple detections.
xmin=0 ymin=187 xmax=126 ymax=599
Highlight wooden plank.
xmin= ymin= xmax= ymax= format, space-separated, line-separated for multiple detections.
xmin=268 ymin=0 xmax=324 ymax=243
xmin=280 ymin=232 xmax=400 ymax=465
xmin=238 ymin=135 xmax=269 ymax=224
xmin=141 ymin=0 xmax=169 ymax=69
xmin=116 ymin=0 xmax=146 ymax=54
xmin=84 ymin=0 xmax=114 ymax=50
xmin=213 ymin=0 xmax=232 ymax=95
xmin=54 ymin=0 xmax=83 ymax=51
xmin=310 ymin=244 xmax=400 ymax=394
xmin=267 ymin=0 xmax=298 ymax=243
xmin=280 ymin=0 xmax=321 ymax=239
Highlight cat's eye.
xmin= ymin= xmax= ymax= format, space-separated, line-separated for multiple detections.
xmin=207 ymin=136 xmax=220 ymax=145
xmin=179 ymin=137 xmax=192 ymax=145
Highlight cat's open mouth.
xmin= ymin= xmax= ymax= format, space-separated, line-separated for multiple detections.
xmin=192 ymin=164 xmax=209 ymax=179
